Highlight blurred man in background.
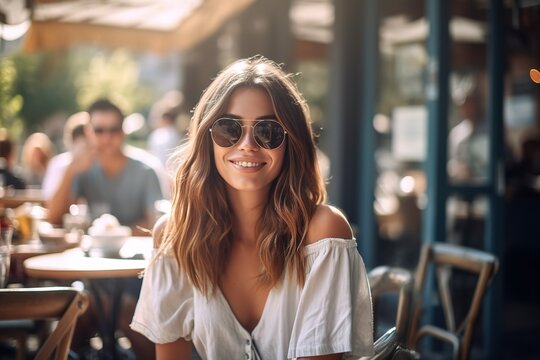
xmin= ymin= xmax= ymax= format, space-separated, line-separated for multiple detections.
xmin=46 ymin=98 xmax=162 ymax=359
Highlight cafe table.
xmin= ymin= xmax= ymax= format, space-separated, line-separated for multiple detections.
xmin=10 ymin=239 xmax=79 ymax=284
xmin=0 ymin=188 xmax=45 ymax=208
xmin=23 ymin=237 xmax=152 ymax=360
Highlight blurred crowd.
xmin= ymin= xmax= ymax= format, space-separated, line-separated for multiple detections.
xmin=0 ymin=95 xmax=186 ymax=358
xmin=0 ymin=92 xmax=186 ymax=197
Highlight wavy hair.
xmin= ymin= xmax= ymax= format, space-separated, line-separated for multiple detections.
xmin=161 ymin=56 xmax=326 ymax=296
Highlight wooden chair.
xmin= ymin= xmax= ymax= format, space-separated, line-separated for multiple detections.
xmin=0 ymin=287 xmax=89 ymax=360
xmin=368 ymin=266 xmax=414 ymax=344
xmin=408 ymin=242 xmax=499 ymax=360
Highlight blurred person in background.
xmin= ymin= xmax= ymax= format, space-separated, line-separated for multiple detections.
xmin=21 ymin=132 xmax=54 ymax=187
xmin=125 ymin=138 xmax=171 ymax=200
xmin=46 ymin=98 xmax=163 ymax=359
xmin=147 ymin=90 xmax=185 ymax=167
xmin=148 ymin=110 xmax=183 ymax=167
xmin=47 ymin=99 xmax=164 ymax=233
xmin=0 ymin=128 xmax=26 ymax=190
xmin=42 ymin=111 xmax=90 ymax=200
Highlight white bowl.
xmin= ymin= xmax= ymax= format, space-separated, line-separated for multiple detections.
xmin=39 ymin=228 xmax=67 ymax=248
xmin=86 ymin=226 xmax=132 ymax=257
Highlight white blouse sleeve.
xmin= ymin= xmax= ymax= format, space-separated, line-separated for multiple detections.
xmin=288 ymin=238 xmax=374 ymax=358
xmin=130 ymin=251 xmax=194 ymax=343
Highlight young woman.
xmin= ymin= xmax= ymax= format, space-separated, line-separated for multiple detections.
xmin=131 ymin=56 xmax=374 ymax=360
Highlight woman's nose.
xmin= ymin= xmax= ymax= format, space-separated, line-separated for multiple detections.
xmin=237 ymin=126 xmax=259 ymax=151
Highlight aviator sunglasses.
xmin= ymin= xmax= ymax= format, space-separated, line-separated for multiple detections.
xmin=93 ymin=126 xmax=123 ymax=135
xmin=209 ymin=117 xmax=287 ymax=149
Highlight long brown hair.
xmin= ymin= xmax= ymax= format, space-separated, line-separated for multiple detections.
xmin=161 ymin=56 xmax=326 ymax=295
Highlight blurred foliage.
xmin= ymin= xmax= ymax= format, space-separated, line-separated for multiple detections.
xmin=0 ymin=57 xmax=24 ymax=136
xmin=11 ymin=52 xmax=79 ymax=133
xmin=73 ymin=49 xmax=155 ymax=115
xmin=1 ymin=48 xmax=156 ymax=135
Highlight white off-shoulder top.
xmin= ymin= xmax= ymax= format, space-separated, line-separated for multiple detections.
xmin=130 ymin=238 xmax=374 ymax=360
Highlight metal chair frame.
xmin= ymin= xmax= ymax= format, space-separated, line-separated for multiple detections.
xmin=368 ymin=266 xmax=414 ymax=343
xmin=359 ymin=266 xmax=419 ymax=360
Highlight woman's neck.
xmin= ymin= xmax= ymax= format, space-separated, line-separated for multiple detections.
xmin=227 ymin=188 xmax=268 ymax=245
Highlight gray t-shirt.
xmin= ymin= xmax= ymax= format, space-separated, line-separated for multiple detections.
xmin=72 ymin=157 xmax=163 ymax=226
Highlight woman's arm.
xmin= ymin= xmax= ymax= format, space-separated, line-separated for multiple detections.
xmin=149 ymin=214 xmax=193 ymax=360
xmin=156 ymin=338 xmax=192 ymax=360
xmin=299 ymin=205 xmax=355 ymax=360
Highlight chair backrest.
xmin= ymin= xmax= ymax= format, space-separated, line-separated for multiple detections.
xmin=368 ymin=266 xmax=414 ymax=343
xmin=408 ymin=242 xmax=498 ymax=360
xmin=0 ymin=287 xmax=89 ymax=360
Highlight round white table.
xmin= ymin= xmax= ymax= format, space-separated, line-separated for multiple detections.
xmin=23 ymin=237 xmax=152 ymax=359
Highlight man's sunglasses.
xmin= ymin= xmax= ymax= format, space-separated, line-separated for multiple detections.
xmin=209 ymin=118 xmax=287 ymax=149
xmin=93 ymin=126 xmax=123 ymax=135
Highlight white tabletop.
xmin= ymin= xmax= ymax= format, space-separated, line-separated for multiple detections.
xmin=24 ymin=237 xmax=152 ymax=280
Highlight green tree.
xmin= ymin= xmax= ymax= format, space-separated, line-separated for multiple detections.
xmin=0 ymin=57 xmax=24 ymax=135
xmin=5 ymin=47 xmax=156 ymax=135
xmin=74 ymin=49 xmax=155 ymax=114
xmin=12 ymin=52 xmax=79 ymax=133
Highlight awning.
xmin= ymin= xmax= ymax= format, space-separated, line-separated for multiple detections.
xmin=23 ymin=0 xmax=254 ymax=54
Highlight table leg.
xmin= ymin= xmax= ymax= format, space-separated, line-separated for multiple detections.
xmin=87 ymin=278 xmax=126 ymax=360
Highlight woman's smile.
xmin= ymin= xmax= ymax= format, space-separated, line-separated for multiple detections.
xmin=229 ymin=159 xmax=266 ymax=170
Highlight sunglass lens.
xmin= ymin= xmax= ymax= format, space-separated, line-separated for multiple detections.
xmin=94 ymin=126 xmax=122 ymax=135
xmin=254 ymin=121 xmax=285 ymax=149
xmin=212 ymin=119 xmax=242 ymax=147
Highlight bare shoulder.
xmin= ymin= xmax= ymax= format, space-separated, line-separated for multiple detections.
xmin=305 ymin=204 xmax=353 ymax=245
xmin=152 ymin=213 xmax=169 ymax=248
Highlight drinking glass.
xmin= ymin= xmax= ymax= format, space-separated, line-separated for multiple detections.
xmin=0 ymin=227 xmax=13 ymax=288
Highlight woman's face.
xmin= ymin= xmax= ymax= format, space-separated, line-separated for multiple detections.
xmin=212 ymin=87 xmax=286 ymax=195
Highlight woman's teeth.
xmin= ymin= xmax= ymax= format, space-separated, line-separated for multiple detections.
xmin=233 ymin=161 xmax=260 ymax=168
